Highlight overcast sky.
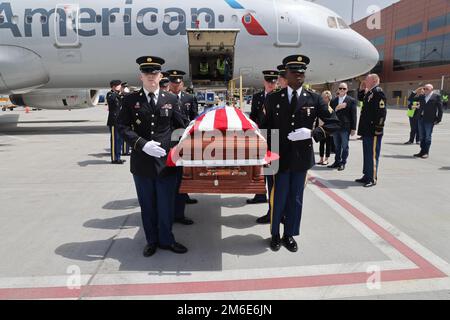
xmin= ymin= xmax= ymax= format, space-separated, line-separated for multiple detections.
xmin=311 ymin=0 xmax=399 ymax=23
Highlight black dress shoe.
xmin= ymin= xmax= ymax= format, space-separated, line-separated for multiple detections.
xmin=256 ymin=214 xmax=270 ymax=224
xmin=143 ymin=244 xmax=157 ymax=257
xmin=327 ymin=162 xmax=340 ymax=169
xmin=414 ymin=153 xmax=424 ymax=158
xmin=111 ymin=160 xmax=125 ymax=164
xmin=185 ymin=198 xmax=198 ymax=205
xmin=174 ymin=217 xmax=194 ymax=225
xmin=338 ymin=164 xmax=346 ymax=171
xmin=159 ymin=242 xmax=188 ymax=254
xmin=282 ymin=236 xmax=298 ymax=252
xmin=246 ymin=198 xmax=267 ymax=204
xmin=270 ymin=235 xmax=281 ymax=251
xmin=364 ymin=181 xmax=377 ymax=188
xmin=355 ymin=177 xmax=369 ymax=183
xmin=404 ymin=141 xmax=413 ymax=145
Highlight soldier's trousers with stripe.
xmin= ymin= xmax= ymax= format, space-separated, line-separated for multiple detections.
xmin=270 ymin=171 xmax=307 ymax=237
xmin=362 ymin=135 xmax=383 ymax=183
xmin=109 ymin=125 xmax=123 ymax=162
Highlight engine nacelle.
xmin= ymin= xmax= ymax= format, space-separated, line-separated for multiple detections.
xmin=9 ymin=89 xmax=100 ymax=110
xmin=0 ymin=46 xmax=49 ymax=94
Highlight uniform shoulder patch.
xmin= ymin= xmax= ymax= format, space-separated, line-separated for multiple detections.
xmin=379 ymin=100 xmax=386 ymax=109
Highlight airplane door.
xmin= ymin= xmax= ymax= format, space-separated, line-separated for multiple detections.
xmin=273 ymin=0 xmax=301 ymax=47
xmin=54 ymin=4 xmax=80 ymax=48
xmin=186 ymin=29 xmax=240 ymax=86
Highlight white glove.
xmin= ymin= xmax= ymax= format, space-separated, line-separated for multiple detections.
xmin=142 ymin=141 xmax=167 ymax=158
xmin=288 ymin=128 xmax=312 ymax=141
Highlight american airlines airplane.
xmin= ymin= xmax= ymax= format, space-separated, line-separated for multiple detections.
xmin=0 ymin=0 xmax=379 ymax=109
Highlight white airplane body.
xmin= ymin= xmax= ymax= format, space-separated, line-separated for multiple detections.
xmin=0 ymin=0 xmax=379 ymax=109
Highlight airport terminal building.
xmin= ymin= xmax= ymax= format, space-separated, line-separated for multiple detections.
xmin=351 ymin=0 xmax=450 ymax=105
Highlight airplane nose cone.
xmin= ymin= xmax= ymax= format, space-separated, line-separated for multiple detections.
xmin=357 ymin=35 xmax=380 ymax=71
xmin=365 ymin=41 xmax=380 ymax=69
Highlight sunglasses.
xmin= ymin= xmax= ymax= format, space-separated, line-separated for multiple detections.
xmin=338 ymin=88 xmax=347 ymax=90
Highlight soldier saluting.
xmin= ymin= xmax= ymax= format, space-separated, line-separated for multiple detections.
xmin=355 ymin=74 xmax=387 ymax=188
xmin=263 ymin=55 xmax=340 ymax=252
xmin=117 ymin=56 xmax=189 ymax=257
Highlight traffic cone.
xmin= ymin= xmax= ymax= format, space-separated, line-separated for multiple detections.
xmin=25 ymin=106 xmax=30 ymax=113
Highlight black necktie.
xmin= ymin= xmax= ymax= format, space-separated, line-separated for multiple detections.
xmin=291 ymin=90 xmax=298 ymax=113
xmin=149 ymin=92 xmax=156 ymax=110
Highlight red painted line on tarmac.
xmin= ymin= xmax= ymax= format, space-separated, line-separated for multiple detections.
xmin=311 ymin=178 xmax=446 ymax=278
xmin=0 ymin=178 xmax=446 ymax=299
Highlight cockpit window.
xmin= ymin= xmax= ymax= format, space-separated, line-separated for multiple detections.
xmin=327 ymin=16 xmax=338 ymax=29
xmin=337 ymin=18 xmax=349 ymax=29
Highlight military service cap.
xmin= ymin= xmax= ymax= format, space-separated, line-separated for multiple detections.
xmin=262 ymin=70 xmax=279 ymax=83
xmin=282 ymin=55 xmax=310 ymax=73
xmin=159 ymin=72 xmax=170 ymax=87
xmin=136 ymin=56 xmax=165 ymax=73
xmin=167 ymin=70 xmax=186 ymax=83
xmin=110 ymin=80 xmax=122 ymax=87
xmin=277 ymin=64 xmax=287 ymax=78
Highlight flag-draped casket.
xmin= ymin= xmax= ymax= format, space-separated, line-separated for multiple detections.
xmin=167 ymin=106 xmax=278 ymax=194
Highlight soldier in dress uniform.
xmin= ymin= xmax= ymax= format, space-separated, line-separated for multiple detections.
xmin=277 ymin=65 xmax=289 ymax=89
xmin=247 ymin=70 xmax=278 ymax=206
xmin=120 ymin=82 xmax=131 ymax=156
xmin=355 ymin=74 xmax=387 ymax=188
xmin=263 ymin=55 xmax=340 ymax=252
xmin=159 ymin=72 xmax=170 ymax=92
xmin=107 ymin=80 xmax=125 ymax=164
xmin=117 ymin=56 xmax=189 ymax=257
xmin=167 ymin=70 xmax=199 ymax=225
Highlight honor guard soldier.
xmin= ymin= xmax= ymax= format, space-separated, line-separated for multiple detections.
xmin=159 ymin=72 xmax=170 ymax=91
xmin=117 ymin=56 xmax=189 ymax=257
xmin=167 ymin=70 xmax=199 ymax=224
xmin=120 ymin=82 xmax=132 ymax=156
xmin=107 ymin=80 xmax=125 ymax=164
xmin=248 ymin=70 xmax=278 ymax=207
xmin=277 ymin=65 xmax=289 ymax=89
xmin=356 ymin=74 xmax=387 ymax=188
xmin=168 ymin=70 xmax=199 ymax=122
xmin=263 ymin=55 xmax=340 ymax=252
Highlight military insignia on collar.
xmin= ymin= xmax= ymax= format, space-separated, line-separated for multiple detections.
xmin=134 ymin=102 xmax=140 ymax=109
xmin=162 ymin=104 xmax=173 ymax=109
xmin=379 ymin=100 xmax=385 ymax=109
xmin=368 ymin=93 xmax=374 ymax=102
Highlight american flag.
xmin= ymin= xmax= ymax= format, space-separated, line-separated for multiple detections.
xmin=167 ymin=106 xmax=278 ymax=167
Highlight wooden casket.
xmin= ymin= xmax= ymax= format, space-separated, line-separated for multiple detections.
xmin=167 ymin=106 xmax=276 ymax=194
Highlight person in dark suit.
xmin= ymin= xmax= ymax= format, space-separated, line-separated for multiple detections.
xmin=248 ymin=70 xmax=278 ymax=206
xmin=356 ymin=74 xmax=387 ymax=188
xmin=262 ymin=55 xmax=340 ymax=252
xmin=167 ymin=70 xmax=199 ymax=224
xmin=405 ymin=88 xmax=423 ymax=145
xmin=117 ymin=56 xmax=189 ymax=257
xmin=107 ymin=80 xmax=125 ymax=164
xmin=409 ymin=84 xmax=443 ymax=159
xmin=328 ymin=82 xmax=357 ymax=171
